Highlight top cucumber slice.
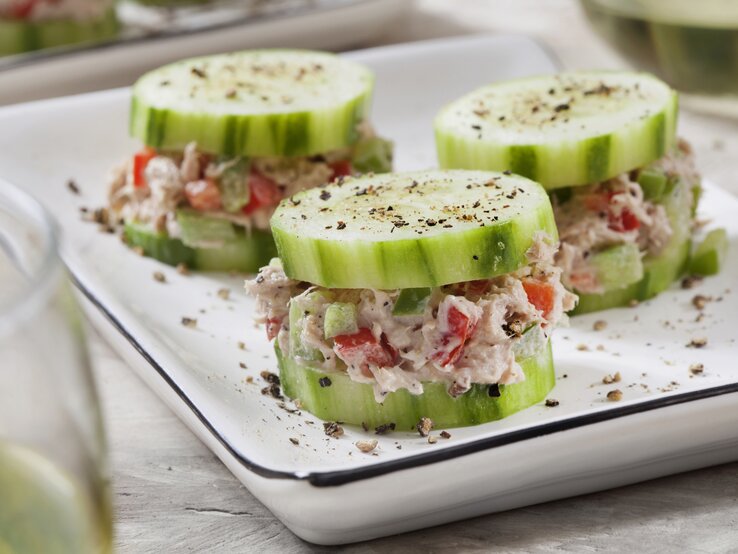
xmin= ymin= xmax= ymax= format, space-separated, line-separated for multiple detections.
xmin=271 ymin=169 xmax=557 ymax=289
xmin=130 ymin=49 xmax=374 ymax=157
xmin=435 ymin=71 xmax=678 ymax=190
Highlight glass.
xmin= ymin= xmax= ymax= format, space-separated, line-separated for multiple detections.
xmin=581 ymin=0 xmax=738 ymax=117
xmin=0 ymin=180 xmax=113 ymax=553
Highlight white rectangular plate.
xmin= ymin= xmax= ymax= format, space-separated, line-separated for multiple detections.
xmin=0 ymin=35 xmax=736 ymax=545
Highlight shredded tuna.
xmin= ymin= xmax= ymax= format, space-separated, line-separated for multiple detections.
xmin=246 ymin=233 xmax=576 ymax=402
xmin=108 ymin=120 xmax=374 ymax=235
xmin=553 ymin=140 xmax=699 ymax=294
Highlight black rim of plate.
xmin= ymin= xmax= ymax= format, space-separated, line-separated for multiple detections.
xmin=72 ymin=273 xmax=738 ymax=488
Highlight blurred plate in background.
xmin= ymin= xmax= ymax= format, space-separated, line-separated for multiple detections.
xmin=0 ymin=0 xmax=412 ymax=105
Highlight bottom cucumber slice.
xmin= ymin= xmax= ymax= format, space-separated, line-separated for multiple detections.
xmin=124 ymin=223 xmax=276 ymax=273
xmin=277 ymin=340 xmax=555 ymax=429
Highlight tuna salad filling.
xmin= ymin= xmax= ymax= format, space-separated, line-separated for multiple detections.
xmin=108 ymin=126 xmax=392 ymax=241
xmin=246 ymin=233 xmax=577 ymax=402
xmin=553 ymin=139 xmax=700 ymax=294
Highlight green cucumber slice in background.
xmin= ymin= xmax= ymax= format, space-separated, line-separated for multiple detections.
xmin=277 ymin=340 xmax=555 ymax=429
xmin=324 ymin=302 xmax=359 ymax=339
xmin=689 ymin=228 xmax=728 ymax=276
xmin=435 ymin=71 xmax=678 ymax=190
xmin=271 ymin=170 xmax=557 ymax=290
xmin=124 ymin=222 xmax=276 ymax=273
xmin=130 ymin=50 xmax=374 ymax=157
xmin=571 ymin=177 xmax=694 ymax=314
xmin=0 ymin=9 xmax=119 ymax=56
xmin=589 ymin=243 xmax=644 ymax=291
xmin=392 ymin=287 xmax=432 ymax=316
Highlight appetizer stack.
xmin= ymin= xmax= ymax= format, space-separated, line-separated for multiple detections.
xmin=435 ymin=71 xmax=702 ymax=313
xmin=0 ymin=0 xmax=118 ymax=56
xmin=109 ymin=50 xmax=392 ymax=272
xmin=109 ymin=52 xmax=725 ymax=429
xmin=247 ymin=170 xmax=576 ymax=428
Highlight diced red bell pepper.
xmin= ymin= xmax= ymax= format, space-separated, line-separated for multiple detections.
xmin=608 ymin=207 xmax=641 ymax=232
xmin=242 ymin=171 xmax=282 ymax=215
xmin=132 ymin=147 xmax=157 ymax=189
xmin=522 ymin=279 xmax=555 ymax=319
xmin=265 ymin=317 xmax=282 ymax=341
xmin=9 ymin=0 xmax=37 ymax=18
xmin=433 ymin=305 xmax=478 ymax=367
xmin=333 ymin=327 xmax=397 ymax=377
xmin=583 ymin=190 xmax=641 ymax=233
xmin=329 ymin=160 xmax=353 ymax=180
xmin=184 ymin=178 xmax=222 ymax=211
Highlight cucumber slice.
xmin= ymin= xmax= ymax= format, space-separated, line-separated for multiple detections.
xmin=352 ymin=137 xmax=394 ymax=174
xmin=124 ymin=222 xmax=196 ymax=267
xmin=324 ymin=302 xmax=358 ymax=339
xmin=435 ymin=71 xmax=678 ymax=189
xmin=392 ymin=288 xmax=431 ymax=316
xmin=277 ymin=340 xmax=555 ymax=429
xmin=271 ymin=170 xmax=557 ymax=289
xmin=124 ymin=222 xmax=276 ymax=273
xmin=130 ymin=50 xmax=374 ymax=157
xmin=690 ymin=228 xmax=728 ymax=276
xmin=589 ymin=243 xmax=644 ymax=292
xmin=176 ymin=210 xmax=237 ymax=247
xmin=0 ymin=9 xmax=118 ymax=56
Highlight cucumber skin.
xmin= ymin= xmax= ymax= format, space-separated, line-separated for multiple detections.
xmin=0 ymin=9 xmax=118 ymax=56
xmin=277 ymin=341 xmax=555 ymax=429
xmin=272 ymin=171 xmax=559 ymax=290
xmin=273 ymin=212 xmax=557 ymax=290
xmin=130 ymin=51 xmax=374 ymax=158
xmin=124 ymin=223 xmax=276 ymax=273
xmin=435 ymin=74 xmax=679 ymax=190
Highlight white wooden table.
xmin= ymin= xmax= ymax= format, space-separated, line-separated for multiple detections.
xmin=87 ymin=1 xmax=738 ymax=551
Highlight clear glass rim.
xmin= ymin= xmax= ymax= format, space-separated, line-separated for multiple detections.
xmin=0 ymin=178 xmax=61 ymax=334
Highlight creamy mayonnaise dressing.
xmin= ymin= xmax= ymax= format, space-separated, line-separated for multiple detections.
xmin=246 ymin=234 xmax=577 ymax=401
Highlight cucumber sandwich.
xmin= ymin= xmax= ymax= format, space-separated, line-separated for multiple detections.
xmin=108 ymin=50 xmax=393 ymax=272
xmin=435 ymin=71 xmax=705 ymax=314
xmin=0 ymin=0 xmax=118 ymax=56
xmin=246 ymin=170 xmax=577 ymax=429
